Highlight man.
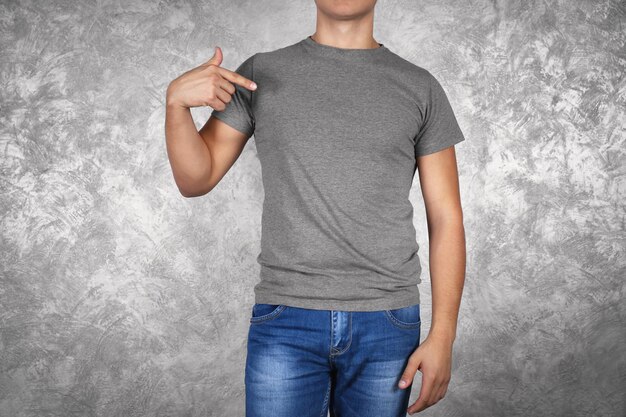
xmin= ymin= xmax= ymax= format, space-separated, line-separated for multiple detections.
xmin=165 ymin=1 xmax=466 ymax=415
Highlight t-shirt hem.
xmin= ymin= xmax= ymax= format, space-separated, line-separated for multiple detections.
xmin=254 ymin=290 xmax=421 ymax=312
xmin=415 ymin=135 xmax=465 ymax=157
xmin=210 ymin=111 xmax=254 ymax=138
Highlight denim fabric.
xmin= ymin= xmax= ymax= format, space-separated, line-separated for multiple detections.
xmin=245 ymin=303 xmax=421 ymax=417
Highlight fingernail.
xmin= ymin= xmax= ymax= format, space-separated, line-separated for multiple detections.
xmin=251 ymin=82 xmax=257 ymax=89
xmin=399 ymin=380 xmax=407 ymax=387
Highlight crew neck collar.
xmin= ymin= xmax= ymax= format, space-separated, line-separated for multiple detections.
xmin=301 ymin=35 xmax=388 ymax=58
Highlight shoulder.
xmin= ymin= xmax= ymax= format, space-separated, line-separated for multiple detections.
xmin=380 ymin=49 xmax=442 ymax=108
xmin=383 ymin=49 xmax=433 ymax=82
xmin=380 ymin=49 xmax=438 ymax=114
xmin=231 ymin=41 xmax=299 ymax=76
xmin=253 ymin=39 xmax=303 ymax=67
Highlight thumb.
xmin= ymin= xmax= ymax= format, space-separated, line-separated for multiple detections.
xmin=205 ymin=46 xmax=222 ymax=67
xmin=398 ymin=353 xmax=421 ymax=389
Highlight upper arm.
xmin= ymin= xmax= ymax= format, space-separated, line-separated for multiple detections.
xmin=416 ymin=147 xmax=463 ymax=227
xmin=413 ymin=71 xmax=466 ymax=223
xmin=197 ymin=115 xmax=251 ymax=193
xmin=197 ymin=54 xmax=256 ymax=193
xmin=413 ymin=71 xmax=465 ymax=158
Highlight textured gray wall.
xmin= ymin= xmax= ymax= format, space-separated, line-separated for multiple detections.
xmin=1 ymin=0 xmax=624 ymax=416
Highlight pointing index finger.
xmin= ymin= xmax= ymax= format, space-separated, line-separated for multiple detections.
xmin=218 ymin=67 xmax=257 ymax=91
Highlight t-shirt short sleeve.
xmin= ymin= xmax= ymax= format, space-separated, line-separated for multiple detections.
xmin=210 ymin=53 xmax=256 ymax=138
xmin=413 ymin=72 xmax=466 ymax=157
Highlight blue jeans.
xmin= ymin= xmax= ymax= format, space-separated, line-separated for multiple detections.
xmin=245 ymin=303 xmax=421 ymax=417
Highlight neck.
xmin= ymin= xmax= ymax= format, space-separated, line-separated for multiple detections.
xmin=312 ymin=8 xmax=379 ymax=49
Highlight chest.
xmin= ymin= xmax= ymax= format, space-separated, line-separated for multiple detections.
xmin=252 ymin=64 xmax=421 ymax=159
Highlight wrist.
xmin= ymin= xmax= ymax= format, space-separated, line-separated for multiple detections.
xmin=166 ymin=100 xmax=186 ymax=110
xmin=166 ymin=83 xmax=186 ymax=110
xmin=428 ymin=327 xmax=456 ymax=345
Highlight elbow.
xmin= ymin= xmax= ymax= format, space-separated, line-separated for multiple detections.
xmin=176 ymin=178 xmax=213 ymax=198
xmin=172 ymin=170 xmax=215 ymax=198
xmin=179 ymin=188 xmax=201 ymax=198
xmin=178 ymin=185 xmax=212 ymax=198
xmin=427 ymin=206 xmax=464 ymax=230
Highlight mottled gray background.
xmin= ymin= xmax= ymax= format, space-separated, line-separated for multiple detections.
xmin=1 ymin=0 xmax=624 ymax=416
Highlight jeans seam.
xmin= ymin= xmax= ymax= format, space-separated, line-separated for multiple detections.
xmin=329 ymin=310 xmax=334 ymax=356
xmin=249 ymin=305 xmax=287 ymax=324
xmin=384 ymin=310 xmax=421 ymax=330
xmin=320 ymin=374 xmax=331 ymax=417
xmin=330 ymin=312 xmax=352 ymax=356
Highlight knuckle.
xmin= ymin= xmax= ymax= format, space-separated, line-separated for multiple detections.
xmin=206 ymin=99 xmax=218 ymax=110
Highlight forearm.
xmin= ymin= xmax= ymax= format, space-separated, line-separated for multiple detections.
xmin=427 ymin=215 xmax=466 ymax=344
xmin=164 ymin=100 xmax=212 ymax=196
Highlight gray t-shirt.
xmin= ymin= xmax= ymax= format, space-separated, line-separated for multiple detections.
xmin=211 ymin=36 xmax=465 ymax=311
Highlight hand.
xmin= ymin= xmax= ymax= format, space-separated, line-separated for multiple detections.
xmin=398 ymin=332 xmax=454 ymax=414
xmin=166 ymin=46 xmax=257 ymax=110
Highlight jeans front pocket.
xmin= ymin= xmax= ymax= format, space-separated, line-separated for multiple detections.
xmin=249 ymin=303 xmax=287 ymax=324
xmin=384 ymin=303 xmax=421 ymax=330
